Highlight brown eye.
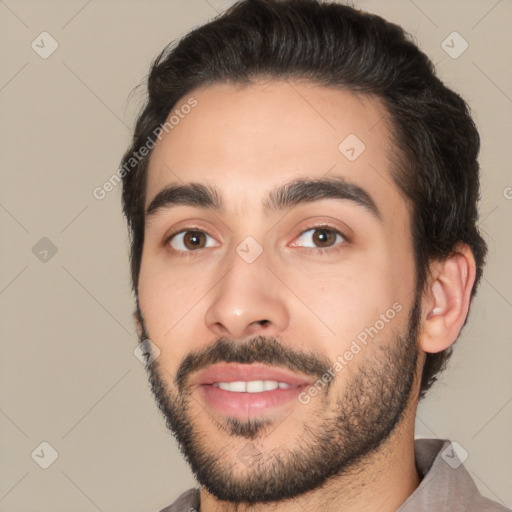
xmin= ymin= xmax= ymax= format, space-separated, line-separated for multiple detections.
xmin=292 ymin=226 xmax=346 ymax=251
xmin=312 ymin=228 xmax=338 ymax=247
xmin=169 ymin=230 xmax=216 ymax=252
xmin=183 ymin=231 xmax=206 ymax=249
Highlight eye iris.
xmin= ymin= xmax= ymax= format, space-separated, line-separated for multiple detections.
xmin=313 ymin=229 xmax=336 ymax=247
xmin=184 ymin=231 xmax=205 ymax=250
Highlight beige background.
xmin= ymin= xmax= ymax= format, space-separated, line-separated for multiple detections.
xmin=1 ymin=0 xmax=511 ymax=510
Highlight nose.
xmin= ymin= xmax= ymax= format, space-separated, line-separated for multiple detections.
xmin=204 ymin=250 xmax=289 ymax=341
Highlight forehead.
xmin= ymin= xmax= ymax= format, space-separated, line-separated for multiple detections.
xmin=144 ymin=80 xmax=406 ymax=222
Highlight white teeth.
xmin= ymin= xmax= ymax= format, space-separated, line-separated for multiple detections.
xmin=264 ymin=381 xmax=279 ymax=391
xmin=247 ymin=380 xmax=268 ymax=392
xmin=213 ymin=380 xmax=293 ymax=392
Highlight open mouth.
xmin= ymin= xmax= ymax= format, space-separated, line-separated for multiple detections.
xmin=212 ymin=380 xmax=297 ymax=392
xmin=193 ymin=364 xmax=312 ymax=419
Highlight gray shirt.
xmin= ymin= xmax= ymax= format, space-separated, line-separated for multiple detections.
xmin=158 ymin=438 xmax=510 ymax=512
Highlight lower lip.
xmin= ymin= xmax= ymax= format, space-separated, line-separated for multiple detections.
xmin=197 ymin=384 xmax=306 ymax=420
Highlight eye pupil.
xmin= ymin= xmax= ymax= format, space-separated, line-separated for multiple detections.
xmin=313 ymin=229 xmax=335 ymax=247
xmin=172 ymin=227 xmax=341 ymax=253
xmin=184 ymin=231 xmax=205 ymax=250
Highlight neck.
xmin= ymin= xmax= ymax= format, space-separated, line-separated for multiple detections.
xmin=199 ymin=412 xmax=421 ymax=512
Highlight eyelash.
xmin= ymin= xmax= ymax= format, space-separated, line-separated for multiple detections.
xmin=163 ymin=224 xmax=348 ymax=258
xmin=290 ymin=224 xmax=348 ymax=256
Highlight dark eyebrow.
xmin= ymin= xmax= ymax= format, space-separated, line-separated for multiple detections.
xmin=145 ymin=176 xmax=382 ymax=223
xmin=264 ymin=176 xmax=382 ymax=221
xmin=146 ymin=183 xmax=223 ymax=220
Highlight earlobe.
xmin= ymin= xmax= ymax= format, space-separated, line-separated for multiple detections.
xmin=419 ymin=244 xmax=476 ymax=354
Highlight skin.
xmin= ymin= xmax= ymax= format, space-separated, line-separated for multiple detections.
xmin=134 ymin=80 xmax=476 ymax=512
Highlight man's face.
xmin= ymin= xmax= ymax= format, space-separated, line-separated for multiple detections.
xmin=137 ymin=81 xmax=422 ymax=502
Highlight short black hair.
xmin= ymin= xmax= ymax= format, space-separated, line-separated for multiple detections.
xmin=120 ymin=0 xmax=487 ymax=400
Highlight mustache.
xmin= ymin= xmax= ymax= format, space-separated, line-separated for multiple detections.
xmin=174 ymin=336 xmax=333 ymax=392
xmin=135 ymin=305 xmax=334 ymax=392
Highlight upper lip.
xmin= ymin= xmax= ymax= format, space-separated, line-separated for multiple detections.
xmin=192 ymin=363 xmax=313 ymax=387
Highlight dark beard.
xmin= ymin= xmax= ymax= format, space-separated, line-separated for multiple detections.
xmin=137 ymin=296 xmax=421 ymax=504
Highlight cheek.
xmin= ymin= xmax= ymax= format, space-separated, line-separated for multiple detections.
xmin=294 ymin=277 xmax=394 ymax=350
xmin=138 ymin=255 xmax=205 ymax=350
xmin=286 ymin=251 xmax=411 ymax=357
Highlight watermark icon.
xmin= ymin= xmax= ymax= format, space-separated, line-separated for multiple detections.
xmin=31 ymin=32 xmax=59 ymax=59
xmin=93 ymin=97 xmax=198 ymax=200
xmin=31 ymin=441 xmax=59 ymax=469
xmin=441 ymin=31 xmax=468 ymax=59
xmin=134 ymin=339 xmax=161 ymax=366
xmin=236 ymin=236 xmax=263 ymax=263
xmin=298 ymin=301 xmax=403 ymax=404
xmin=237 ymin=442 xmax=263 ymax=467
xmin=32 ymin=237 xmax=58 ymax=263
xmin=441 ymin=441 xmax=468 ymax=469
xmin=338 ymin=133 xmax=366 ymax=161
xmin=503 ymin=187 xmax=512 ymax=200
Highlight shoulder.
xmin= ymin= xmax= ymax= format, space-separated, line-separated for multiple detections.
xmin=398 ymin=439 xmax=511 ymax=512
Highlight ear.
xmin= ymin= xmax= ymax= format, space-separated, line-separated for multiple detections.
xmin=419 ymin=243 xmax=477 ymax=354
